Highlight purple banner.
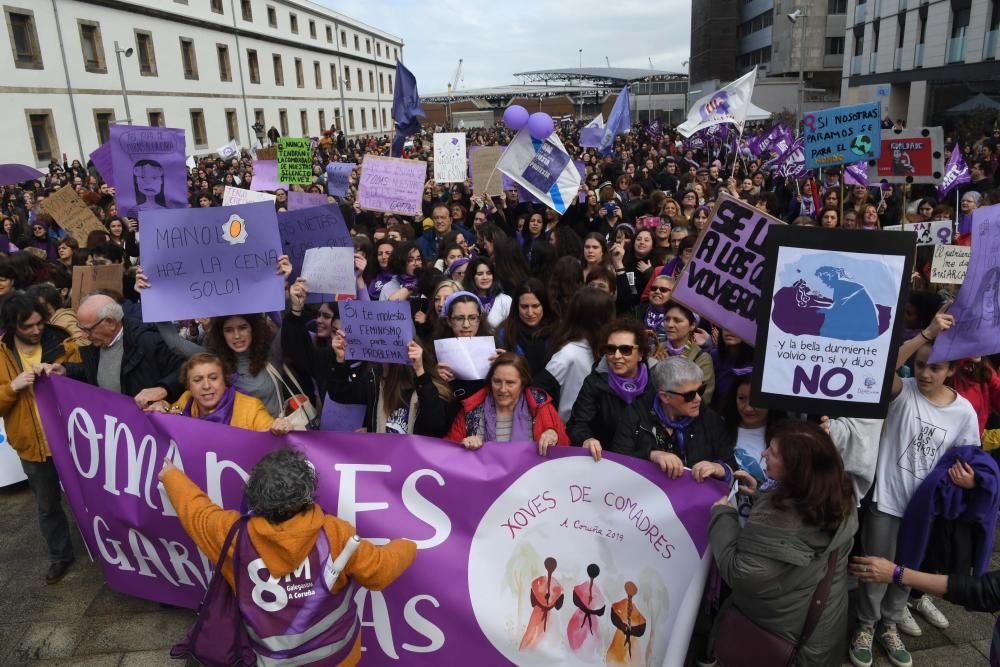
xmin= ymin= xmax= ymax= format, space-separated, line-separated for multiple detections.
xmin=937 ymin=143 xmax=971 ymax=200
xmin=673 ymin=194 xmax=782 ymax=344
xmin=36 ymin=375 xmax=718 ymax=666
xmin=138 ymin=201 xmax=285 ymax=321
xmin=287 ymin=191 xmax=329 ymax=211
xmin=277 ymin=204 xmax=352 ymax=304
xmin=930 ymin=203 xmax=1000 ymax=363
xmin=326 ymin=162 xmax=354 ymax=197
xmin=110 ymin=125 xmax=187 ymax=219
xmin=89 ymin=143 xmax=115 ymax=189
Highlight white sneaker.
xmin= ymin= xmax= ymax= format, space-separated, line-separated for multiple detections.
xmin=897 ymin=606 xmax=922 ymax=636
xmin=912 ymin=595 xmax=950 ymax=629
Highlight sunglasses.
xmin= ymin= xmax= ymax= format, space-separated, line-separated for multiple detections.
xmin=603 ymin=344 xmax=637 ymax=357
xmin=649 ymin=286 xmax=672 ymax=294
xmin=663 ymin=384 xmax=707 ymax=402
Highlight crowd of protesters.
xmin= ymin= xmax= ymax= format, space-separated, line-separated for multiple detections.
xmin=2 ymin=114 xmax=1000 ymax=667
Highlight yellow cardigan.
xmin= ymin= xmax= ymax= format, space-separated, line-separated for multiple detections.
xmin=169 ymin=390 xmax=274 ymax=431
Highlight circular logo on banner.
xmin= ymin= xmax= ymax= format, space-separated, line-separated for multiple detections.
xmin=851 ymin=134 xmax=873 ymax=157
xmin=467 ymin=457 xmax=703 ymax=666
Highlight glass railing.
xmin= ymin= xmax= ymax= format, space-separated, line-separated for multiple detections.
xmin=947 ymin=35 xmax=966 ymax=63
xmin=985 ymin=29 xmax=998 ymax=60
xmin=915 ymin=43 xmax=924 ymax=67
xmin=851 ymin=54 xmax=863 ymax=74
xmin=894 ymin=46 xmax=903 ymax=69
xmin=855 ymin=2 xmax=867 ymax=24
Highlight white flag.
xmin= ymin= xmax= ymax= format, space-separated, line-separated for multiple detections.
xmin=677 ymin=67 xmax=758 ymax=137
xmin=217 ymin=139 xmax=240 ymax=160
xmin=580 ymin=114 xmax=605 ymax=148
xmin=497 ymin=129 xmax=581 ymax=214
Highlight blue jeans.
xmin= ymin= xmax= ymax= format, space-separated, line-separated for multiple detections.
xmin=20 ymin=457 xmax=74 ymax=563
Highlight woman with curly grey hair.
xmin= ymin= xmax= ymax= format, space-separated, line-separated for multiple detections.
xmin=159 ymin=447 xmax=416 ymax=665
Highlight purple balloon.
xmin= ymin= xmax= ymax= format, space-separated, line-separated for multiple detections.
xmin=527 ymin=113 xmax=555 ymax=141
xmin=503 ymin=105 xmax=529 ymax=130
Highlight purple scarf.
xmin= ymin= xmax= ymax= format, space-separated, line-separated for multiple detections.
xmin=397 ymin=273 xmax=419 ymax=291
xmin=644 ymin=306 xmax=666 ymax=333
xmin=607 ymin=364 xmax=648 ymax=405
xmin=368 ymin=269 xmax=394 ymax=299
xmin=182 ymin=380 xmax=238 ymax=425
xmin=483 ymin=393 xmax=533 ymax=442
xmin=479 ymin=291 xmax=498 ymax=315
xmin=653 ymin=395 xmax=693 ymax=457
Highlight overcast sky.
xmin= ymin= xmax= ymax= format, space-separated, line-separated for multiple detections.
xmin=316 ymin=0 xmax=691 ymax=93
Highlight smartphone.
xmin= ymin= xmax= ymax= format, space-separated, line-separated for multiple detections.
xmin=603 ymin=202 xmax=616 ymax=216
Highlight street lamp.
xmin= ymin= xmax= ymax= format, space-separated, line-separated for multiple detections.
xmin=681 ymin=60 xmax=690 ymax=123
xmin=787 ymin=9 xmax=806 ymax=135
xmin=114 ymin=41 xmax=134 ymax=125
xmin=578 ymin=49 xmax=584 ymax=120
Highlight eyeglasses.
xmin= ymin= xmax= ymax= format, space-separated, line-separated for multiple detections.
xmin=451 ymin=315 xmax=480 ymax=324
xmin=603 ymin=344 xmax=636 ymax=357
xmin=649 ymin=286 xmax=672 ymax=294
xmin=663 ymin=384 xmax=707 ymax=402
xmin=79 ymin=317 xmax=107 ymax=335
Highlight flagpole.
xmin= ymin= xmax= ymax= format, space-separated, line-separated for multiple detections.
xmin=730 ymin=125 xmax=744 ymax=177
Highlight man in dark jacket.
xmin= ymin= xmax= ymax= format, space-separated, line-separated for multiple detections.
xmin=417 ymin=203 xmax=475 ymax=260
xmin=65 ymin=294 xmax=184 ymax=408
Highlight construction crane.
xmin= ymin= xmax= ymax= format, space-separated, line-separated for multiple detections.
xmin=648 ymin=57 xmax=655 ymax=70
xmin=605 ymin=56 xmax=611 ymax=68
xmin=446 ymin=59 xmax=463 ymax=127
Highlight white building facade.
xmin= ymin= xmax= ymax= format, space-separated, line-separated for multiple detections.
xmin=1 ymin=0 xmax=403 ymax=166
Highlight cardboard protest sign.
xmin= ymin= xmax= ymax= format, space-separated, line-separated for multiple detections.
xmin=930 ymin=204 xmax=1000 ymax=362
xmin=752 ymin=227 xmax=915 ymax=418
xmin=277 ymin=203 xmax=352 ymax=303
xmin=221 ymin=186 xmax=275 ymax=206
xmin=672 ymin=194 xmax=781 ymax=344
xmin=469 ymin=146 xmax=504 ymax=197
xmin=339 ymin=300 xmax=413 ymax=364
xmin=357 ymin=155 xmax=427 ymax=216
xmin=802 ymin=102 xmax=880 ymax=170
xmin=109 ymin=125 xmax=187 ymax=218
xmin=287 ymin=191 xmax=329 ymax=211
xmin=326 ymin=162 xmax=354 ymax=197
xmin=250 ymin=160 xmax=288 ymax=192
xmin=71 ymin=263 xmax=124 ymax=310
xmin=883 ymin=220 xmax=952 ymax=245
xmin=38 ymin=185 xmax=107 ymax=245
xmin=255 ymin=146 xmax=277 ymax=161
xmin=930 ymin=244 xmax=972 ymax=284
xmin=276 ymin=137 xmax=313 ymax=184
xmin=873 ymin=127 xmax=944 ymax=184
xmin=433 ymin=132 xmax=468 ymax=183
xmin=300 ymin=247 xmax=355 ymax=294
xmin=137 ymin=201 xmax=284 ymax=321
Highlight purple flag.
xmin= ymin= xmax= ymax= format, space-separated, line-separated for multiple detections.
xmin=35 ymin=374 xmax=721 ymax=666
xmin=110 ymin=125 xmax=187 ymax=219
xmin=89 ymin=143 xmax=115 ymax=188
xmin=844 ymin=162 xmax=870 ymax=187
xmin=937 ymin=143 xmax=971 ymax=199
xmin=775 ymin=137 xmax=807 ymax=179
xmin=391 ymin=61 xmax=425 ymax=157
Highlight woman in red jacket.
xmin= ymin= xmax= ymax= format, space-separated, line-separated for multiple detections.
xmin=952 ymin=357 xmax=1000 ymax=448
xmin=447 ymin=352 xmax=569 ymax=455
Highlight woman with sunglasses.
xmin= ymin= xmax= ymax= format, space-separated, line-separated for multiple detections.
xmin=631 ymin=274 xmax=674 ymax=350
xmin=568 ymin=318 xmax=658 ymax=462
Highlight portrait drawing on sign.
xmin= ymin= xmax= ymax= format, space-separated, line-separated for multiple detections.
xmin=133 ymin=159 xmax=166 ymax=211
xmin=956 ymin=266 xmax=1000 ymax=333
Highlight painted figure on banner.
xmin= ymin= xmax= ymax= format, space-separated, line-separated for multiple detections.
xmin=814 ymin=266 xmax=881 ymax=341
xmin=956 ymin=266 xmax=1000 ymax=333
xmin=133 ymin=160 xmax=166 ymax=210
xmin=567 ymin=564 xmax=605 ymax=660
xmin=606 ymin=581 xmax=646 ymax=665
xmin=520 ymin=556 xmax=565 ymax=652
xmin=890 ymin=147 xmax=915 ymax=175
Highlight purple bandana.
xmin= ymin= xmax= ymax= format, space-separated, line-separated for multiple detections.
xmin=654 ymin=395 xmax=693 ymax=457
xmin=368 ymin=270 xmax=394 ymax=299
xmin=397 ymin=273 xmax=419 ymax=291
xmin=182 ymin=378 xmax=239 ymax=425
xmin=483 ymin=393 xmax=533 ymax=442
xmin=607 ymin=364 xmax=649 ymax=405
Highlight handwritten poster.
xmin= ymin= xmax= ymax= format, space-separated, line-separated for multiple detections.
xmin=883 ymin=220 xmax=953 ymax=245
xmin=434 ymin=133 xmax=468 ymax=183
xmin=109 ymin=125 xmax=187 ymax=218
xmin=802 ymin=102 xmax=881 ymax=170
xmin=340 ymin=300 xmax=414 ymax=365
xmin=221 ymin=186 xmax=275 ymax=206
xmin=930 ymin=244 xmax=972 ymax=285
xmin=277 ymin=137 xmax=313 ymax=184
xmin=357 ymin=156 xmax=427 ymax=216
xmin=326 ymin=162 xmax=354 ymax=197
xmin=278 ymin=204 xmax=352 ymax=304
xmin=250 ymin=160 xmax=288 ymax=192
xmin=469 ymin=146 xmax=504 ymax=197
xmin=300 ymin=247 xmax=356 ymax=295
xmin=38 ymin=185 xmax=107 ymax=245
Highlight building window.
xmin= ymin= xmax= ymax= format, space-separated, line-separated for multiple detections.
xmin=379 ymin=72 xmax=385 ymax=93
xmin=148 ymin=110 xmax=164 ymax=127
xmin=738 ymin=45 xmax=771 ymax=68
xmin=368 ymin=71 xmax=374 ymax=92
xmin=360 ymin=108 xmax=367 ymax=130
xmin=309 ymin=20 xmax=316 ymax=38
xmin=314 ymin=61 xmax=321 ymax=88
xmin=210 ymin=0 xmax=223 ymax=14
xmin=294 ymin=58 xmax=304 ymax=87
xmin=326 ymin=25 xmax=332 ymax=43
xmin=319 ymin=109 xmax=326 ymax=131
xmin=26 ymin=111 xmax=57 ymax=162
xmin=254 ymin=108 xmax=264 ymax=126
xmin=247 ymin=49 xmax=260 ymax=83
xmin=190 ymin=109 xmax=207 ymax=146
xmin=300 ymin=109 xmax=308 ymax=135
xmin=370 ymin=108 xmax=376 ymax=130
xmin=388 ymin=74 xmax=392 ymax=92
xmin=826 ymin=36 xmax=845 ymax=55
xmin=267 ymin=6 xmax=276 ymax=28
xmin=357 ymin=68 xmax=363 ymax=92
xmin=737 ymin=10 xmax=773 ymax=38
xmin=377 ymin=42 xmax=382 ymax=57
xmin=354 ymin=34 xmax=359 ymax=50
xmin=348 ymin=108 xmax=355 ymax=131
xmin=365 ymin=38 xmax=371 ymax=53
xmin=94 ymin=110 xmax=114 ymax=144
xmin=393 ymin=47 xmax=397 ymax=60
xmin=279 ymin=109 xmax=288 ymax=136
xmin=334 ymin=109 xmax=341 ymax=130
xmin=828 ymin=0 xmax=847 ymax=14
xmin=330 ymin=64 xmax=338 ymax=89
xmin=289 ymin=13 xmax=298 ymax=34
xmin=240 ymin=0 xmax=252 ymax=21
xmin=217 ymin=44 xmax=231 ymax=82
xmin=225 ymin=109 xmax=239 ymax=141
xmin=5 ymin=8 xmax=43 ymax=69
xmin=273 ymin=54 xmax=283 ymax=85
xmin=134 ymin=30 xmax=157 ymax=76
xmin=340 ymin=30 xmax=347 ymax=46
xmin=180 ymin=37 xmax=198 ymax=80
xmin=78 ymin=21 xmax=106 ymax=73
xmin=381 ymin=108 xmax=386 ymax=128
xmin=344 ymin=66 xmax=351 ymax=90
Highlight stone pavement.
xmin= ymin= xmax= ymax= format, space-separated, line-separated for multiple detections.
xmin=0 ymin=479 xmax=996 ymax=665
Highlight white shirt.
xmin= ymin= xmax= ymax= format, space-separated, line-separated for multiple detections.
xmin=545 ymin=340 xmax=594 ymax=422
xmin=874 ymin=378 xmax=980 ymax=518
xmin=485 ymin=293 xmax=512 ymax=332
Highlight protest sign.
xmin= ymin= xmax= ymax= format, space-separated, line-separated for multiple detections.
xmin=255 ymin=146 xmax=277 ymax=161
xmin=36 ymin=374 xmax=718 ymax=667
xmin=0 ymin=420 xmax=25 ymax=487
xmin=673 ymin=194 xmax=781 ymax=344
xmin=497 ymin=129 xmax=581 ymax=214
xmin=340 ymin=300 xmax=414 ymax=365
xmin=221 ymin=186 xmax=275 ymax=206
xmin=249 ymin=160 xmax=288 ymax=191
xmin=110 ymin=125 xmax=187 ymax=218
xmin=883 ymin=220 xmax=952 ymax=245
xmin=802 ymin=102 xmax=881 ymax=170
xmin=276 ymin=137 xmax=313 ymax=184
xmin=752 ymin=227 xmax=915 ymax=418
xmin=300 ymin=246 xmax=356 ymax=294
xmin=326 ymin=162 xmax=354 ymax=197
xmin=357 ymin=155 xmax=427 ymax=216
xmin=287 ymin=191 xmax=329 ymax=210
xmin=433 ymin=337 xmax=497 ymax=380
xmin=277 ymin=204 xmax=352 ymax=305
xmin=930 ymin=244 xmax=972 ymax=284
xmin=469 ymin=146 xmax=504 ymax=197
xmin=137 ymin=201 xmax=284 ymax=321
xmin=70 ymin=263 xmax=124 ymax=310
xmin=89 ymin=143 xmax=115 ymax=188
xmin=38 ymin=185 xmax=107 ymax=245
xmin=433 ymin=132 xmax=468 ymax=183
xmin=930 ymin=204 xmax=1000 ymax=362
xmin=319 ymin=399 xmax=367 ymax=432
xmin=874 ymin=126 xmax=944 ymax=184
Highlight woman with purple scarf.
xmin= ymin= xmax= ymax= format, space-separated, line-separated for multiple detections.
xmin=148 ymin=352 xmax=292 ymax=434
xmin=379 ymin=241 xmax=425 ymax=303
xmin=463 ymin=256 xmax=512 ymax=332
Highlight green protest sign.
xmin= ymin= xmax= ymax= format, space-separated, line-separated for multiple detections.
xmin=277 ymin=137 xmax=313 ymax=184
